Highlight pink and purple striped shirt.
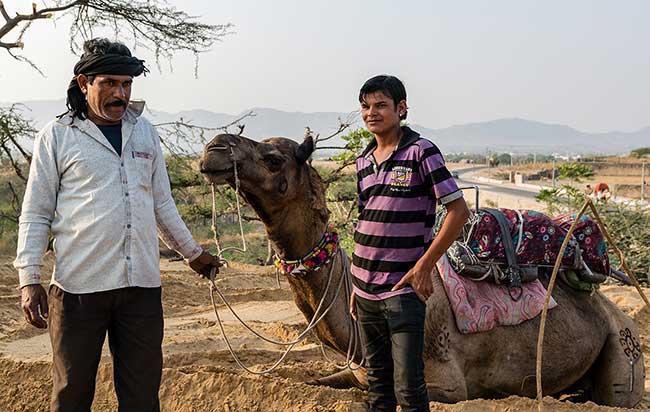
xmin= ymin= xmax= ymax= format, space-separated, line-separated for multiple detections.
xmin=351 ymin=126 xmax=462 ymax=300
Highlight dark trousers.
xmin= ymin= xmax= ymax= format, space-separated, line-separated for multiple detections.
xmin=48 ymin=285 xmax=164 ymax=412
xmin=356 ymin=293 xmax=429 ymax=412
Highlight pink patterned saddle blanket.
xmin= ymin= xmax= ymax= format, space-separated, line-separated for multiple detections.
xmin=436 ymin=255 xmax=557 ymax=334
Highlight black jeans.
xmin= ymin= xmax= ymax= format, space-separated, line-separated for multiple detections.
xmin=356 ymin=293 xmax=429 ymax=412
xmin=48 ymin=285 xmax=164 ymax=412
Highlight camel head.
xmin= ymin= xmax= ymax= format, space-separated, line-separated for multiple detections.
xmin=199 ymin=132 xmax=329 ymax=258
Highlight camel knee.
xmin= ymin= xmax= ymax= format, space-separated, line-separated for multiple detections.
xmin=590 ymin=330 xmax=645 ymax=408
xmin=423 ymin=360 xmax=468 ymax=403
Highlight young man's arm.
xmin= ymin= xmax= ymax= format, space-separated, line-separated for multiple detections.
xmin=14 ymin=126 xmax=60 ymax=328
xmin=148 ymin=122 xmax=220 ymax=277
xmin=392 ymin=197 xmax=469 ymax=302
xmin=392 ymin=141 xmax=470 ymax=302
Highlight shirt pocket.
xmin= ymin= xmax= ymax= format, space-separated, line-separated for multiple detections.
xmin=129 ymin=150 xmax=154 ymax=189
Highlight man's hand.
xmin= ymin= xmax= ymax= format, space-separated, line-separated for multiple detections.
xmin=391 ymin=260 xmax=434 ymax=303
xmin=189 ymin=251 xmax=222 ymax=279
xmin=349 ymin=292 xmax=357 ymax=321
xmin=21 ymin=284 xmax=48 ymax=329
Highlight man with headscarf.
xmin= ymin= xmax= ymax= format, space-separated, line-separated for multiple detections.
xmin=14 ymin=38 xmax=220 ymax=412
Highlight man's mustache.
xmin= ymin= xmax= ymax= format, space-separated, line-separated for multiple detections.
xmin=105 ymin=100 xmax=127 ymax=108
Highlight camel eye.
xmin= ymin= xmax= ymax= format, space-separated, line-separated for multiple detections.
xmin=263 ymin=155 xmax=283 ymax=171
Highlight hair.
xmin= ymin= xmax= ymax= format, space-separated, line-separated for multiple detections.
xmin=65 ymin=38 xmax=133 ymax=120
xmin=358 ymin=75 xmax=408 ymax=120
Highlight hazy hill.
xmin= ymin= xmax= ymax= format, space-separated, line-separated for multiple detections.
xmin=4 ymin=99 xmax=649 ymax=155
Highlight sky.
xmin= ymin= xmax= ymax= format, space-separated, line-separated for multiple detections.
xmin=1 ymin=0 xmax=649 ymax=133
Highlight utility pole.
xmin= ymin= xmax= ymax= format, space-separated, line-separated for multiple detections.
xmin=642 ymin=161 xmax=646 ymax=202
xmin=552 ymin=158 xmax=556 ymax=187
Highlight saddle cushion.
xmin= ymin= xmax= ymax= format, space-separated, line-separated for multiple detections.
xmin=436 ymin=254 xmax=557 ymax=334
xmin=552 ymin=213 xmax=610 ymax=275
xmin=468 ymin=209 xmax=609 ymax=275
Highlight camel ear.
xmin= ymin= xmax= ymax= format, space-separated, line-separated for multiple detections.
xmin=295 ymin=134 xmax=314 ymax=165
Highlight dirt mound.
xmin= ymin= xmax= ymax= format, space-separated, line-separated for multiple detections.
xmin=0 ymin=357 xmax=642 ymax=412
xmin=0 ymin=256 xmax=648 ymax=411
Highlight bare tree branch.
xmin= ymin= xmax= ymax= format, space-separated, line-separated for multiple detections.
xmin=0 ymin=181 xmax=22 ymax=223
xmin=0 ymin=1 xmax=11 ymax=22
xmin=216 ymin=110 xmax=256 ymax=134
xmin=154 ymin=111 xmax=255 ymax=134
xmin=153 ymin=110 xmax=256 ymax=160
xmin=313 ymin=111 xmax=358 ymax=144
xmin=5 ymin=47 xmax=45 ymax=75
xmin=0 ymin=104 xmax=37 ymax=182
xmin=0 ymin=40 xmax=21 ymax=48
xmin=0 ymin=1 xmax=77 ymax=41
xmin=1 ymin=0 xmax=232 ymax=74
xmin=323 ymin=158 xmax=356 ymax=186
xmin=315 ymin=146 xmax=348 ymax=151
xmin=0 ymin=142 xmax=26 ymax=181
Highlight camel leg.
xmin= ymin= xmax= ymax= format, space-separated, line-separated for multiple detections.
xmin=306 ymin=366 xmax=367 ymax=390
xmin=588 ymin=328 xmax=645 ymax=408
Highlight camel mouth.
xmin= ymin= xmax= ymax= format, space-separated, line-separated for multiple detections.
xmin=200 ymin=167 xmax=234 ymax=185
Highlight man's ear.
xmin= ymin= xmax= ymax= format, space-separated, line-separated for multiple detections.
xmin=76 ymin=74 xmax=88 ymax=95
xmin=397 ymin=100 xmax=408 ymax=118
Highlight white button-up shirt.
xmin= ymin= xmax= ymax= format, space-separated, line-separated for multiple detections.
xmin=14 ymin=102 xmax=202 ymax=293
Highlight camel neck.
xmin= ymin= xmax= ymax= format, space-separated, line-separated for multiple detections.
xmin=267 ymin=203 xmax=328 ymax=261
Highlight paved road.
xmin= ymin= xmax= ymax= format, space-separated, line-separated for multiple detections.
xmin=452 ymin=166 xmax=541 ymax=201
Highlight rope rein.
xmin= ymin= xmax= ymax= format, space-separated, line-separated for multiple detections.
xmin=210 ymin=145 xmax=247 ymax=257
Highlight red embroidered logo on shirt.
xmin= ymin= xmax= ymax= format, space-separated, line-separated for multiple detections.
xmin=132 ymin=151 xmax=152 ymax=160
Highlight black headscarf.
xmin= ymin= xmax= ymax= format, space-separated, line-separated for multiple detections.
xmin=64 ymin=53 xmax=149 ymax=120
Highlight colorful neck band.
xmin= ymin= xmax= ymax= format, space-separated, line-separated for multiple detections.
xmin=273 ymin=226 xmax=339 ymax=275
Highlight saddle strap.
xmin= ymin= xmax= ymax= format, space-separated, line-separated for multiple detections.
xmin=482 ymin=208 xmax=523 ymax=300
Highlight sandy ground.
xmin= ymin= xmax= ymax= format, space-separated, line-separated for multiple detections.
xmin=0 ymin=254 xmax=648 ymax=412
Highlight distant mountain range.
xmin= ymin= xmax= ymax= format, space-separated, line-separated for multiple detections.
xmin=4 ymin=99 xmax=649 ymax=155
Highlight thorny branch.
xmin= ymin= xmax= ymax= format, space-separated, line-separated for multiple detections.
xmin=154 ymin=110 xmax=256 ymax=159
xmin=1 ymin=0 xmax=232 ymax=75
xmin=0 ymin=181 xmax=21 ymax=223
xmin=0 ymin=104 xmax=37 ymax=181
xmin=313 ymin=111 xmax=358 ymax=145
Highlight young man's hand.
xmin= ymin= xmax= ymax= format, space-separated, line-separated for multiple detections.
xmin=391 ymin=260 xmax=434 ymax=303
xmin=189 ymin=251 xmax=222 ymax=279
xmin=21 ymin=284 xmax=48 ymax=329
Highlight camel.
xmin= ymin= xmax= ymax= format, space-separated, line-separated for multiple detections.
xmin=198 ymin=132 xmax=645 ymax=408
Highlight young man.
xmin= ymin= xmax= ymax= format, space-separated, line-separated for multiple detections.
xmin=349 ymin=75 xmax=470 ymax=412
xmin=15 ymin=38 xmax=220 ymax=412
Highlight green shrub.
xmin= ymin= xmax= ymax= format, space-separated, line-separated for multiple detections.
xmin=557 ymin=163 xmax=594 ymax=181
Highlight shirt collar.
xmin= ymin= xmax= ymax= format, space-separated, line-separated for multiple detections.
xmin=360 ymin=126 xmax=421 ymax=159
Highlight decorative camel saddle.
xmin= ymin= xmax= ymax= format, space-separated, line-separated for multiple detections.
xmin=442 ymin=207 xmax=613 ymax=294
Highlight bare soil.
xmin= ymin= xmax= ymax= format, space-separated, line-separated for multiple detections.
xmin=0 ymin=254 xmax=648 ymax=412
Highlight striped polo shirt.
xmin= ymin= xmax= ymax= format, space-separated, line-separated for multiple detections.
xmin=351 ymin=126 xmax=463 ymax=300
